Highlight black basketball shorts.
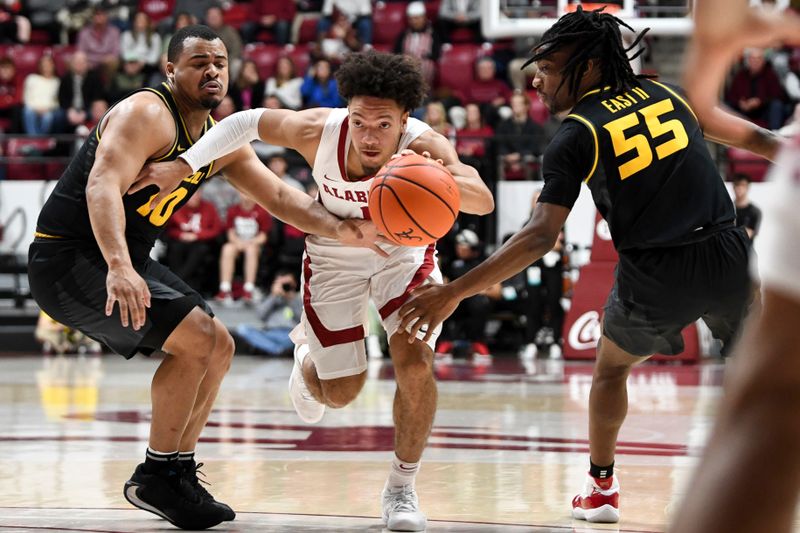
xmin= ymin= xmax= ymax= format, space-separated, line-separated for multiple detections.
xmin=603 ymin=226 xmax=752 ymax=356
xmin=28 ymin=239 xmax=213 ymax=358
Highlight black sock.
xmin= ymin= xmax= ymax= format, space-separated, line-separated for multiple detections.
xmin=589 ymin=460 xmax=614 ymax=480
xmin=178 ymin=451 xmax=196 ymax=470
xmin=144 ymin=447 xmax=179 ymax=473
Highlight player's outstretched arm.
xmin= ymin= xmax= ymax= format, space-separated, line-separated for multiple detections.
xmin=398 ymin=201 xmax=569 ymax=343
xmin=86 ymin=93 xmax=175 ymax=330
xmin=221 ymin=145 xmax=389 ymax=257
xmin=684 ymin=0 xmax=800 ymax=160
xmin=129 ymin=107 xmax=329 ymax=209
xmin=409 ymin=130 xmax=494 ymax=215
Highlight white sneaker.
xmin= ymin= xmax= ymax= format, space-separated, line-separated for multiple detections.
xmin=571 ymin=474 xmax=620 ymax=523
xmin=288 ymin=343 xmax=325 ymax=424
xmin=381 ymin=484 xmax=426 ymax=532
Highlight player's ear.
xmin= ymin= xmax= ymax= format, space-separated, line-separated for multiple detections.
xmin=401 ymin=111 xmax=409 ymax=131
xmin=166 ymin=61 xmax=176 ymax=82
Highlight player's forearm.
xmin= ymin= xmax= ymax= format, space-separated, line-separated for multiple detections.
xmin=258 ymin=181 xmax=343 ymax=239
xmin=86 ymin=183 xmax=133 ymax=268
xmin=450 ymin=225 xmax=556 ymax=300
xmin=703 ymin=106 xmax=783 ymax=161
xmin=449 ymin=163 xmax=494 ymax=215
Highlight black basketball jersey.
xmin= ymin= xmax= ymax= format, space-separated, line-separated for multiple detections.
xmin=539 ymin=79 xmax=735 ymax=251
xmin=35 ymin=83 xmax=217 ymax=262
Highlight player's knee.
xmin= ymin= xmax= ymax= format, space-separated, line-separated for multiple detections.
xmin=210 ymin=323 xmax=235 ymax=373
xmin=393 ymin=355 xmax=433 ymax=385
xmin=320 ymin=373 xmax=365 ymax=408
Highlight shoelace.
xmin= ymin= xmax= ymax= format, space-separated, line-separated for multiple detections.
xmin=387 ymin=486 xmax=418 ymax=513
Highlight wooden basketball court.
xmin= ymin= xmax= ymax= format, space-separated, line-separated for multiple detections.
xmin=0 ymin=353 xmax=794 ymax=532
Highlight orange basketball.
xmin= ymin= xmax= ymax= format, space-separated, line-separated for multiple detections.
xmin=368 ymin=153 xmax=460 ymax=246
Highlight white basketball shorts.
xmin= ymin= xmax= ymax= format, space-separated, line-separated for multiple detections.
xmin=297 ymin=235 xmax=443 ymax=380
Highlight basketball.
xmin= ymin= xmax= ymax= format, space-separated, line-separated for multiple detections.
xmin=368 ymin=153 xmax=461 ymax=246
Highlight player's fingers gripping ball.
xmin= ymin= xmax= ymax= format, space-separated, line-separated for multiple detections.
xmin=368 ymin=153 xmax=460 ymax=246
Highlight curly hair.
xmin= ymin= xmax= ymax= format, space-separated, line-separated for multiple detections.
xmin=335 ymin=50 xmax=427 ymax=111
xmin=522 ymin=6 xmax=652 ymax=99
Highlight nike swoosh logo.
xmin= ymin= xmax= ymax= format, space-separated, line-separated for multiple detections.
xmin=398 ymin=464 xmax=417 ymax=471
xmin=124 ymin=483 xmax=169 ymax=520
xmin=177 ymin=145 xmax=185 ymax=152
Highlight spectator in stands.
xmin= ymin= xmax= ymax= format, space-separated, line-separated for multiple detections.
xmin=203 ymin=5 xmax=242 ymax=78
xmin=457 ymin=57 xmax=512 ymax=126
xmin=173 ymin=0 xmax=216 ymax=27
xmin=0 ymin=56 xmax=22 ymax=132
xmin=318 ymin=13 xmax=362 ymax=63
xmin=120 ymin=11 xmax=162 ymax=76
xmin=394 ymin=1 xmax=440 ymax=89
xmin=436 ymin=228 xmax=493 ymax=361
xmin=211 ymin=94 xmax=235 ymax=122
xmin=265 ymin=56 xmax=303 ymax=110
xmin=267 ymin=154 xmax=305 ymax=191
xmin=229 ymin=59 xmax=264 ymax=111
xmin=437 ymin=0 xmax=481 ymax=43
xmin=423 ymin=101 xmax=456 ymax=144
xmin=164 ymin=192 xmax=223 ymax=295
xmin=58 ymin=51 xmax=105 ymax=134
xmin=0 ymin=0 xmax=30 ymax=43
xmin=732 ymin=174 xmax=762 ymax=240
xmin=138 ymin=0 xmax=176 ymax=33
xmin=107 ymin=57 xmax=146 ymax=104
xmin=241 ymin=0 xmax=295 ymax=46
xmin=160 ymin=11 xmax=193 ymax=55
xmin=146 ymin=53 xmax=169 ymax=87
xmin=319 ymin=0 xmax=372 ymax=45
xmin=77 ymin=6 xmax=121 ymax=75
xmin=216 ymin=191 xmax=272 ymax=305
xmin=495 ymin=91 xmax=545 ymax=179
xmin=456 ymin=102 xmax=493 ymax=172
xmin=25 ymin=0 xmax=62 ymax=45
xmin=235 ymin=270 xmax=302 ymax=356
xmin=301 ymin=58 xmax=342 ymax=108
xmin=74 ymin=99 xmax=108 ymax=145
xmin=725 ymin=47 xmax=787 ymax=130
xmin=22 ymin=54 xmax=61 ymax=135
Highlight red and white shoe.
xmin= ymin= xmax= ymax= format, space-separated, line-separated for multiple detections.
xmin=571 ymin=474 xmax=619 ymax=523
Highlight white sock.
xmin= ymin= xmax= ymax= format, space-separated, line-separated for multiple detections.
xmin=387 ymin=454 xmax=420 ymax=489
xmin=219 ymin=281 xmax=231 ymax=292
xmin=244 ymin=282 xmax=255 ymax=292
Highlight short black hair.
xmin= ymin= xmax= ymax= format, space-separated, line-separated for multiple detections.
xmin=336 ymin=50 xmax=427 ymax=112
xmin=733 ymin=173 xmax=752 ymax=184
xmin=522 ymin=6 xmax=652 ymax=99
xmin=167 ymin=25 xmax=222 ymax=63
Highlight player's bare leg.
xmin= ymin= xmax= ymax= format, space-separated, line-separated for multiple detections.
xmin=573 ymin=334 xmax=651 ymax=523
xmin=124 ymin=307 xmax=235 ymax=527
xmin=669 ymin=290 xmax=800 ymax=533
xmin=173 ymin=316 xmax=234 ymax=451
xmin=380 ymin=329 xmax=436 ymax=532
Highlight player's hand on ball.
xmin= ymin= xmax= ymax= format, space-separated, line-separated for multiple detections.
xmin=105 ymin=264 xmax=151 ymax=331
xmin=128 ymin=158 xmax=193 ymax=211
xmin=391 ymin=149 xmax=444 ymax=165
xmin=335 ymin=218 xmax=392 ymax=257
xmin=399 ymin=283 xmax=461 ymax=344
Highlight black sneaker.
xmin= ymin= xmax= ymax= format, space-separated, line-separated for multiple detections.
xmin=123 ymin=463 xmax=228 ymax=530
xmin=183 ymin=461 xmax=236 ymax=521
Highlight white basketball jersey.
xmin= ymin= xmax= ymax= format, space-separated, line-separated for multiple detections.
xmin=312 ymin=108 xmax=432 ymax=219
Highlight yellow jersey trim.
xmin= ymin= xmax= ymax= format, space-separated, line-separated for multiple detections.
xmin=650 ymin=80 xmax=698 ymax=123
xmin=34 ymin=231 xmax=64 ymax=239
xmin=566 ymin=113 xmax=600 ymax=183
xmin=577 ymin=86 xmax=609 ymax=103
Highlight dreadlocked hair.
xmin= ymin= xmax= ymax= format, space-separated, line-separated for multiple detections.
xmin=522 ymin=6 xmax=653 ymax=100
